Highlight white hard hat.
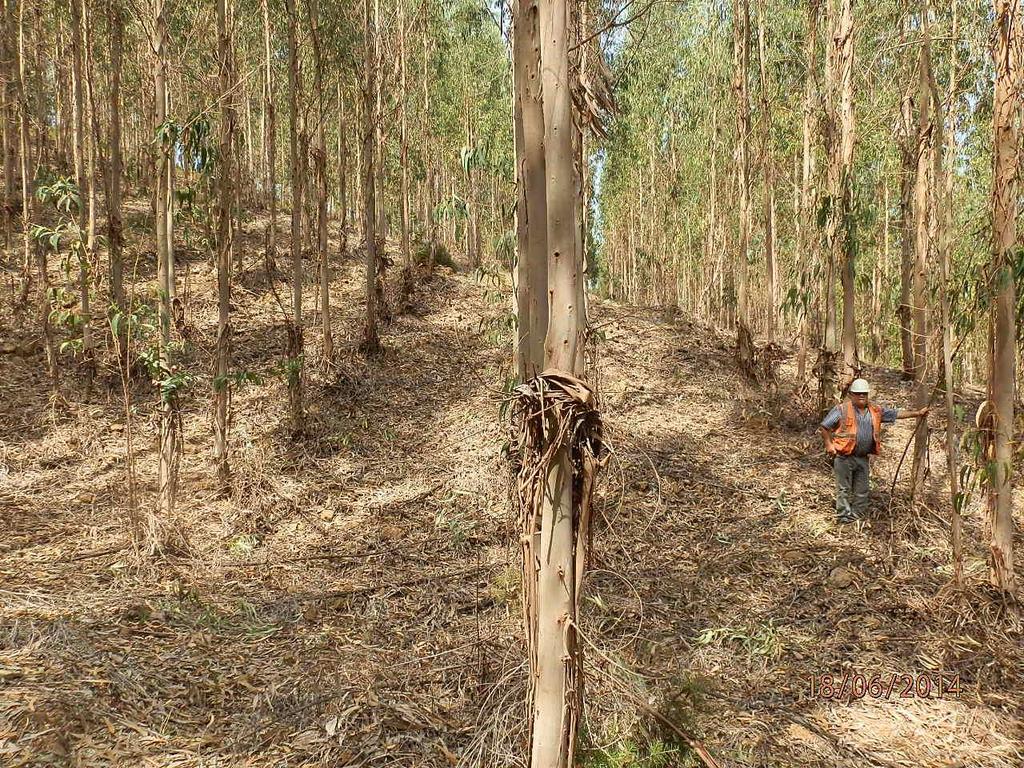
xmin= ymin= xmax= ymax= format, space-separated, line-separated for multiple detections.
xmin=849 ymin=378 xmax=870 ymax=394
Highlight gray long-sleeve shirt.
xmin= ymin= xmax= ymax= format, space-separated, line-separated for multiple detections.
xmin=821 ymin=402 xmax=899 ymax=456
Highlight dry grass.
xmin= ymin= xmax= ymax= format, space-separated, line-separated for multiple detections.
xmin=1 ymin=210 xmax=1022 ymax=767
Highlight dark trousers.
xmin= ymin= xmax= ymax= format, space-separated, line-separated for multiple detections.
xmin=834 ymin=455 xmax=870 ymax=519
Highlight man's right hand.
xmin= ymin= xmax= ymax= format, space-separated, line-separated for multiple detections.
xmin=825 ymin=442 xmax=837 ymax=457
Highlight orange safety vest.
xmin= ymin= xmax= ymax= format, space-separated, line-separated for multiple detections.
xmin=832 ymin=400 xmax=883 ymax=456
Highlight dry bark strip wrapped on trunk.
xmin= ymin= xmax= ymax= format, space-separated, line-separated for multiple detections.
xmin=510 ymin=370 xmax=606 ymax=766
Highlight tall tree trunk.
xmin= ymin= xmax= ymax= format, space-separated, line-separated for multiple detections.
xmin=898 ymin=86 xmax=916 ymax=378
xmin=26 ymin=0 xmax=55 ymax=378
xmin=987 ymin=0 xmax=1018 ymax=594
xmin=871 ymin=181 xmax=887 ymax=359
xmin=15 ymin=0 xmax=31 ymax=304
xmin=572 ymin=0 xmax=589 ymax=375
xmin=513 ymin=0 xmax=548 ymax=382
xmin=819 ymin=0 xmax=856 ymax=380
xmin=337 ymin=80 xmax=349 ymax=259
xmin=733 ymin=0 xmax=753 ymax=366
xmin=69 ymin=0 xmax=93 ymax=375
xmin=213 ymin=0 xmax=235 ymax=491
xmin=910 ymin=5 xmax=932 ymax=497
xmin=756 ymin=0 xmax=777 ymax=341
xmin=2 ymin=0 xmax=17 ymax=246
xmin=372 ymin=0 xmax=385 ymax=243
xmin=82 ymin=0 xmax=98 ymax=302
xmin=12 ymin=0 xmax=26 ymax=301
xmin=285 ymin=0 xmax=304 ymax=433
xmin=153 ymin=0 xmax=176 ymax=552
xmin=398 ymin=1 xmax=410 ymax=274
xmin=261 ymin=0 xmax=277 ymax=274
xmin=107 ymin=0 xmax=126 ymax=359
xmin=19 ymin=0 xmax=54 ymax=376
xmin=360 ymin=0 xmax=380 ymax=353
xmin=523 ymin=2 xmax=593 ymax=766
xmin=835 ymin=0 xmax=856 ymax=385
xmin=422 ymin=24 xmax=436 ymax=272
xmin=931 ymin=0 xmax=962 ymax=584
xmin=306 ymin=0 xmax=332 ymax=361
xmin=705 ymin=103 xmax=719 ymax=327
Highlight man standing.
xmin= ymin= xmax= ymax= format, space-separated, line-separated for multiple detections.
xmin=820 ymin=378 xmax=928 ymax=523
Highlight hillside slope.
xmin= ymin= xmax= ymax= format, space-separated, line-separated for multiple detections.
xmin=1 ymin=235 xmax=1022 ymax=767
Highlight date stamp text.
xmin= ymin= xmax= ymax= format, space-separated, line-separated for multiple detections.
xmin=807 ymin=671 xmax=961 ymax=701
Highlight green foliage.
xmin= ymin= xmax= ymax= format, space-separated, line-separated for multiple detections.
xmin=179 ymin=114 xmax=216 ymax=174
xmin=582 ymin=739 xmax=687 ymax=768
xmin=36 ymin=174 xmax=81 ymax=213
xmin=492 ymin=230 xmax=516 ymax=270
xmin=433 ymin=506 xmax=475 ymax=548
xmin=159 ymin=369 xmax=197 ymax=405
xmin=435 ymin=194 xmax=468 ymax=222
xmin=271 ymin=355 xmax=305 ymax=388
xmin=413 ymin=240 xmax=458 ymax=271
xmin=213 ymin=370 xmax=263 ymax=393
xmin=33 ymin=176 xmax=94 ymax=357
xmin=696 ymin=621 xmax=782 ymax=661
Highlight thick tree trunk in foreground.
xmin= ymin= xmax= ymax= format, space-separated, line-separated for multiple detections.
xmin=213 ymin=0 xmax=235 ymax=491
xmin=513 ymin=0 xmax=548 ymax=381
xmin=521 ymin=2 xmax=594 ymax=766
xmin=987 ymin=0 xmax=1017 ymax=594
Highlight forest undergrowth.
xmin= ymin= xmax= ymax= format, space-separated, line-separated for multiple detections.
xmin=1 ymin=214 xmax=1022 ymax=767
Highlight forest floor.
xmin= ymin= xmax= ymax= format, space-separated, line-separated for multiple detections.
xmin=1 ymin=208 xmax=1023 ymax=767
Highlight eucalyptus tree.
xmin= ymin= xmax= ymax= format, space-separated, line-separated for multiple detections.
xmin=987 ymin=0 xmax=1018 ymax=594
xmin=105 ymin=0 xmax=126 ymax=360
xmin=213 ymin=0 xmax=235 ymax=490
xmin=831 ymin=0 xmax=857 ymax=385
xmin=69 ymin=0 xmax=94 ymax=375
xmin=360 ymin=0 xmax=380 ymax=353
xmin=733 ymin=0 xmax=753 ymax=365
xmin=285 ymin=0 xmax=304 ymax=433
xmin=512 ymin=1 xmax=607 ymax=765
xmin=910 ymin=1 xmax=932 ymax=498
xmin=153 ymin=0 xmax=176 ymax=552
xmin=512 ymin=0 xmax=546 ymax=381
xmin=305 ymin=0 xmax=332 ymax=361
xmin=795 ymin=0 xmax=821 ymax=382
xmin=260 ymin=0 xmax=277 ymax=274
